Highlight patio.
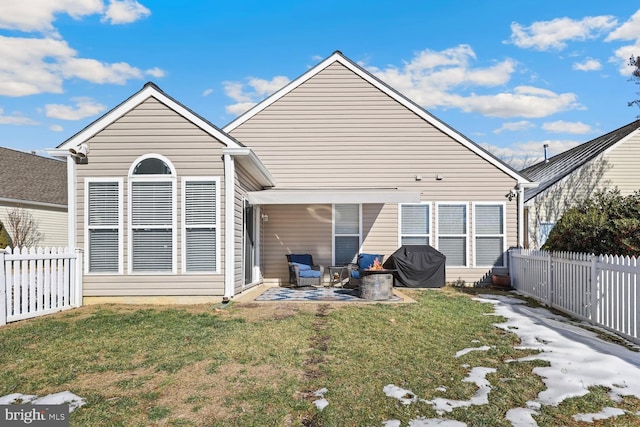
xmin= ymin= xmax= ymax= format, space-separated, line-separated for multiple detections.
xmin=236 ymin=284 xmax=415 ymax=303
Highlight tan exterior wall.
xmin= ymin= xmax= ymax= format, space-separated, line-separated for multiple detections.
xmin=231 ymin=61 xmax=520 ymax=284
xmin=76 ymin=97 xmax=227 ymax=296
xmin=601 ymin=132 xmax=640 ymax=195
xmin=0 ymin=202 xmax=67 ymax=248
xmin=233 ymin=164 xmax=263 ymax=294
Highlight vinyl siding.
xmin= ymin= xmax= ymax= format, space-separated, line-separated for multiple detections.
xmin=602 ymin=132 xmax=640 ymax=195
xmin=76 ymin=97 xmax=226 ymax=296
xmin=233 ymin=164 xmax=263 ymax=294
xmin=0 ymin=203 xmax=67 ymax=248
xmin=231 ymin=61 xmax=519 ymax=284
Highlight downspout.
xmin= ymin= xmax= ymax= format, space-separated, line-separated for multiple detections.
xmin=223 ymin=153 xmax=235 ymax=301
xmin=517 ymin=185 xmax=525 ymax=248
xmin=66 ymin=155 xmax=77 ymax=250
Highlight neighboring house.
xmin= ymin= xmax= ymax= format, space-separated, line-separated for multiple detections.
xmin=0 ymin=147 xmax=67 ymax=248
xmin=50 ymin=51 xmax=535 ymax=304
xmin=520 ymin=119 xmax=640 ymax=249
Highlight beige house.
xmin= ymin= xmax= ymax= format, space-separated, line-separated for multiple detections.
xmin=521 ymin=119 xmax=640 ymax=249
xmin=50 ymin=51 xmax=534 ymax=303
xmin=0 ymin=147 xmax=67 ymax=248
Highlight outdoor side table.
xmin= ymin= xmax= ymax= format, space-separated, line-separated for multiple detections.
xmin=328 ymin=266 xmax=348 ymax=287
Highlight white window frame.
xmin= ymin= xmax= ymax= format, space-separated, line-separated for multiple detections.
xmin=472 ymin=202 xmax=507 ymax=268
xmin=435 ymin=202 xmax=469 ymax=267
xmin=332 ymin=204 xmax=362 ymax=266
xmin=127 ymin=154 xmax=177 ymax=275
xmin=398 ymin=202 xmax=431 ymax=247
xmin=84 ymin=178 xmax=123 ymax=275
xmin=181 ymin=176 xmax=220 ymax=274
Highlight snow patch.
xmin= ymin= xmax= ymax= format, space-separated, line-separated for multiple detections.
xmin=572 ymin=407 xmax=626 ymax=422
xmin=383 ymin=384 xmax=417 ymax=405
xmin=0 ymin=391 xmax=85 ymax=412
xmin=454 ymin=346 xmax=491 ymax=358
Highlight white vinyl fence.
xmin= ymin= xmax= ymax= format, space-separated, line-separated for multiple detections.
xmin=0 ymin=247 xmax=83 ymax=325
xmin=509 ymin=248 xmax=640 ymax=344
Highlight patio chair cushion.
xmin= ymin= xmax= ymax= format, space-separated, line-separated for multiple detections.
xmin=299 ymin=269 xmax=321 ymax=278
xmin=358 ymin=253 xmax=383 ymax=270
xmin=291 ymin=262 xmax=312 ymax=271
xmin=351 ymin=270 xmax=360 ymax=279
xmin=288 ymin=254 xmax=313 ymax=266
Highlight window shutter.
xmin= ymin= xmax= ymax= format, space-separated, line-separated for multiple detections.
xmin=184 ymin=180 xmax=217 ymax=272
xmin=88 ymin=182 xmax=119 ymax=273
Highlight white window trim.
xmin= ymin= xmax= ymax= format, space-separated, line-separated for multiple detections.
xmin=84 ymin=177 xmax=123 ymax=275
xmin=128 ymin=154 xmax=177 ymax=275
xmin=332 ymin=204 xmax=362 ymax=266
xmin=181 ymin=176 xmax=221 ymax=274
xmin=472 ymin=202 xmax=507 ymax=268
xmin=397 ymin=202 xmax=431 ymax=247
xmin=435 ymin=202 xmax=469 ymax=268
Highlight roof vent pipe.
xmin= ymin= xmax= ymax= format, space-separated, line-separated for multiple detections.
xmin=543 ymin=144 xmax=549 ymax=163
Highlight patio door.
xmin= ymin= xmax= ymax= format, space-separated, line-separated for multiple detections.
xmin=243 ymin=200 xmax=256 ymax=286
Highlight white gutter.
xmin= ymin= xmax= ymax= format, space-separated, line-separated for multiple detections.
xmin=516 ymin=182 xmax=539 ymax=248
xmin=66 ymin=156 xmax=76 ymax=250
xmin=222 ymin=147 xmax=275 ymax=188
xmin=223 ymin=153 xmax=235 ymax=300
xmin=0 ymin=197 xmax=66 ymax=210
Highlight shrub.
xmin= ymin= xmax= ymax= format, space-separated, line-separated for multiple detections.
xmin=543 ymin=189 xmax=640 ymax=256
xmin=0 ymin=222 xmax=11 ymax=249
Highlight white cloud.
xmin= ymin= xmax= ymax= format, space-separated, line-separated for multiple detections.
xmin=0 ymin=0 xmax=103 ymax=35
xmin=225 ymin=102 xmax=257 ymax=116
xmin=0 ymin=107 xmax=38 ymax=125
xmin=224 ymin=76 xmax=290 ymax=116
xmin=492 ymin=121 xmax=535 ymax=134
xmin=508 ymin=16 xmax=618 ymax=51
xmin=145 ymin=67 xmax=165 ymax=78
xmin=572 ymin=58 xmax=602 ymax=71
xmin=102 ymin=0 xmax=150 ymax=24
xmin=368 ymin=46 xmax=579 ymax=118
xmin=606 ymin=9 xmax=640 ymax=42
xmin=45 ymin=97 xmax=106 ymax=120
xmin=542 ymin=120 xmax=592 ymax=134
xmin=62 ymin=58 xmax=143 ymax=84
xmin=202 ymin=88 xmax=213 ymax=97
xmin=50 ymin=124 xmax=64 ymax=131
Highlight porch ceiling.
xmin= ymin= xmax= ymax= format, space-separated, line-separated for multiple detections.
xmin=246 ymin=188 xmax=421 ymax=204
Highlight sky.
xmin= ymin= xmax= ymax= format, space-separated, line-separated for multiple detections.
xmin=1 ymin=1 xmax=640 ymax=169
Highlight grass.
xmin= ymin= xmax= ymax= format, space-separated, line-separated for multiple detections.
xmin=0 ymin=288 xmax=638 ymax=426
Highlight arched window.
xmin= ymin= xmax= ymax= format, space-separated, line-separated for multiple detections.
xmin=128 ymin=154 xmax=176 ymax=273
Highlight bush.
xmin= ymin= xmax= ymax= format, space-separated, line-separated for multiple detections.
xmin=0 ymin=222 xmax=11 ymax=249
xmin=542 ymin=189 xmax=640 ymax=256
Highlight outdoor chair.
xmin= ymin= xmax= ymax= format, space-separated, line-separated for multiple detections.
xmin=286 ymin=254 xmax=325 ymax=287
xmin=347 ymin=253 xmax=384 ymax=288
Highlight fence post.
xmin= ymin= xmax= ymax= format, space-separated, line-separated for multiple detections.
xmin=589 ymin=254 xmax=598 ymax=324
xmin=547 ymin=251 xmax=553 ymax=306
xmin=74 ymin=248 xmax=83 ymax=308
xmin=0 ymin=248 xmax=6 ymax=326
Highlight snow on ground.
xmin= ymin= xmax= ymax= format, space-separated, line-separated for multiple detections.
xmin=0 ymin=391 xmax=85 ymax=411
xmin=383 ymin=294 xmax=640 ymax=426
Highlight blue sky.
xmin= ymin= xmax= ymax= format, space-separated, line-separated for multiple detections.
xmin=1 ymin=0 xmax=640 ymax=168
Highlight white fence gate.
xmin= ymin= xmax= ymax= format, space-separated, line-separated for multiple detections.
xmin=510 ymin=248 xmax=640 ymax=344
xmin=0 ymin=247 xmax=83 ymax=325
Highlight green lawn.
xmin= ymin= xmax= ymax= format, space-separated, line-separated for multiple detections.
xmin=0 ymin=288 xmax=638 ymax=426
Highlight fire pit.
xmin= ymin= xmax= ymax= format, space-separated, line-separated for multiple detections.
xmin=359 ymin=269 xmax=395 ymax=300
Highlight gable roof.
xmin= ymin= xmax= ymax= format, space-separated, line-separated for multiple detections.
xmin=0 ymin=147 xmax=67 ymax=207
xmin=56 ymin=82 xmax=244 ymax=151
xmin=520 ymin=120 xmax=640 ymax=201
xmin=223 ymin=51 xmax=532 ymax=185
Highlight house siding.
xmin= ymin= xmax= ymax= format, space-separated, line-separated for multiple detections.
xmin=0 ymin=202 xmax=67 ymax=248
xmin=601 ymin=132 xmax=640 ymax=195
xmin=232 ymin=61 xmax=519 ymax=284
xmin=76 ymin=97 xmax=227 ymax=296
xmin=233 ymin=164 xmax=263 ymax=294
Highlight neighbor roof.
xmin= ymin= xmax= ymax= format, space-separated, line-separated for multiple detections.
xmin=0 ymin=147 xmax=67 ymax=207
xmin=520 ymin=120 xmax=640 ymax=202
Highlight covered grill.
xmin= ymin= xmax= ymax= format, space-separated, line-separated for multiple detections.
xmin=383 ymin=245 xmax=446 ymax=288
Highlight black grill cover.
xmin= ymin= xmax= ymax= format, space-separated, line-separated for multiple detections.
xmin=383 ymin=245 xmax=446 ymax=288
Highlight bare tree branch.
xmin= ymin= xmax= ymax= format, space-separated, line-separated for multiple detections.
xmin=4 ymin=206 xmax=43 ymax=249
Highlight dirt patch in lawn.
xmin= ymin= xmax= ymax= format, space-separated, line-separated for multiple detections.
xmin=222 ymin=302 xmax=331 ymax=323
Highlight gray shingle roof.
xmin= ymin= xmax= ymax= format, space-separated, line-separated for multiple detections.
xmin=520 ymin=120 xmax=640 ymax=201
xmin=0 ymin=147 xmax=67 ymax=206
